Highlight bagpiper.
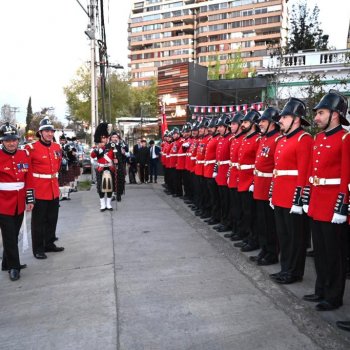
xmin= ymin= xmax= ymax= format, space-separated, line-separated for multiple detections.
xmin=90 ymin=123 xmax=115 ymax=211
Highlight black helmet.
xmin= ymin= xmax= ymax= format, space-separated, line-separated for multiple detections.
xmin=181 ymin=122 xmax=192 ymax=133
xmin=0 ymin=122 xmax=19 ymax=141
xmin=229 ymin=112 xmax=245 ymax=124
xmin=280 ymin=98 xmax=310 ymax=126
xmin=258 ymin=107 xmax=280 ymax=123
xmin=191 ymin=121 xmax=199 ymax=131
xmin=216 ymin=114 xmax=230 ymax=127
xmin=208 ymin=117 xmax=218 ymax=128
xmin=172 ymin=127 xmax=180 ymax=135
xmin=36 ymin=116 xmax=56 ymax=137
xmin=313 ymin=90 xmax=349 ymax=126
xmin=241 ymin=109 xmax=261 ymax=123
xmin=163 ymin=129 xmax=169 ymax=137
xmin=198 ymin=118 xmax=209 ymax=129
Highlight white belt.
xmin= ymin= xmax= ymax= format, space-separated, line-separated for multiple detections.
xmin=254 ymin=169 xmax=273 ymax=178
xmin=177 ymin=153 xmax=187 ymax=157
xmin=196 ymin=160 xmax=205 ymax=164
xmin=33 ymin=172 xmax=58 ymax=179
xmin=190 ymin=157 xmax=196 ymax=160
xmin=169 ymin=154 xmax=178 ymax=157
xmin=273 ymin=169 xmax=298 ymax=177
xmin=166 ymin=155 xmax=170 ymax=158
xmin=309 ymin=176 xmax=341 ymax=186
xmin=218 ymin=160 xmax=230 ymax=166
xmin=238 ymin=164 xmax=255 ymax=170
xmin=0 ymin=182 xmax=25 ymax=191
xmin=204 ymin=160 xmax=216 ymax=166
xmin=229 ymin=162 xmax=239 ymax=168
xmin=186 ymin=153 xmax=192 ymax=156
xmin=97 ymin=163 xmax=111 ymax=167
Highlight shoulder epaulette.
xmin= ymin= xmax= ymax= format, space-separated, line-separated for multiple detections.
xmin=229 ymin=135 xmax=235 ymax=141
xmin=24 ymin=149 xmax=30 ymax=156
xmin=26 ymin=143 xmax=34 ymax=150
xmin=298 ymin=132 xmax=311 ymax=142
xmin=275 ymin=135 xmax=284 ymax=143
xmin=256 ymin=136 xmax=261 ymax=142
xmin=342 ymin=132 xmax=350 ymax=141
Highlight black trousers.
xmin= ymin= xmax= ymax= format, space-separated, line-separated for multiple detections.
xmin=149 ymin=159 xmax=159 ymax=181
xmin=311 ymin=220 xmax=348 ymax=306
xmin=175 ymin=169 xmax=183 ymax=196
xmin=31 ymin=198 xmax=60 ymax=255
xmin=199 ymin=176 xmax=211 ymax=215
xmin=138 ymin=164 xmax=149 ymax=183
xmin=239 ymin=191 xmax=258 ymax=245
xmin=207 ymin=178 xmax=221 ymax=221
xmin=193 ymin=174 xmax=202 ymax=208
xmin=229 ymin=188 xmax=243 ymax=235
xmin=255 ymin=199 xmax=278 ymax=257
xmin=218 ymin=185 xmax=231 ymax=227
xmin=274 ymin=206 xmax=308 ymax=278
xmin=183 ymin=170 xmax=193 ymax=199
xmin=0 ymin=213 xmax=24 ymax=270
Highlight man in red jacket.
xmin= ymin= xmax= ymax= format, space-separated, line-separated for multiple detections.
xmin=270 ymin=98 xmax=313 ymax=284
xmin=302 ymin=90 xmax=349 ymax=311
xmin=25 ymin=117 xmax=64 ymax=259
xmin=0 ymin=123 xmax=35 ymax=280
xmin=236 ymin=109 xmax=261 ymax=252
xmin=251 ymin=107 xmax=281 ymax=265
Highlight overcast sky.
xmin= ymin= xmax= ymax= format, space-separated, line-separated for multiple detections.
xmin=0 ymin=0 xmax=349 ymax=124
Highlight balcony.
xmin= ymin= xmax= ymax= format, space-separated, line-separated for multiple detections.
xmin=260 ymin=49 xmax=350 ymax=72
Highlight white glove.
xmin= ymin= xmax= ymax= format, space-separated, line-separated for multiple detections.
xmin=98 ymin=148 xmax=104 ymax=154
xmin=269 ymin=198 xmax=274 ymax=210
xmin=249 ymin=184 xmax=254 ymax=192
xmin=182 ymin=142 xmax=190 ymax=148
xmin=290 ymin=205 xmax=303 ymax=215
xmin=212 ymin=172 xmax=218 ymax=178
xmin=331 ymin=213 xmax=347 ymax=224
xmin=302 ymin=205 xmax=309 ymax=214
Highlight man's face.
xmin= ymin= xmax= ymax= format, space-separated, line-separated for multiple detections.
xmin=230 ymin=123 xmax=239 ymax=134
xmin=278 ymin=115 xmax=294 ymax=133
xmin=137 ymin=139 xmax=141 ymax=144
xmin=217 ymin=125 xmax=226 ymax=135
xmin=41 ymin=129 xmax=55 ymax=143
xmin=192 ymin=130 xmax=198 ymax=137
xmin=110 ymin=135 xmax=118 ymax=143
xmin=2 ymin=139 xmax=19 ymax=152
xmin=208 ymin=127 xmax=216 ymax=135
xmin=141 ymin=141 xmax=147 ymax=147
xmin=314 ymin=108 xmax=332 ymax=129
xmin=198 ymin=128 xmax=205 ymax=136
xmin=241 ymin=121 xmax=251 ymax=132
xmin=258 ymin=120 xmax=270 ymax=134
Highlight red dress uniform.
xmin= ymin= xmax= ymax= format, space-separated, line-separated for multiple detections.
xmin=253 ymin=130 xmax=281 ymax=200
xmin=195 ymin=135 xmax=211 ymax=176
xmin=25 ymin=141 xmax=62 ymax=200
xmin=0 ymin=149 xmax=32 ymax=215
xmin=163 ymin=142 xmax=172 ymax=169
xmin=90 ymin=146 xmax=115 ymax=172
xmin=176 ymin=138 xmax=186 ymax=170
xmin=203 ymin=134 xmax=219 ymax=178
xmin=184 ymin=137 xmax=194 ymax=171
xmin=215 ymin=133 xmax=232 ymax=186
xmin=308 ymin=126 xmax=349 ymax=222
xmin=228 ymin=132 xmax=245 ymax=189
xmin=271 ymin=128 xmax=313 ymax=208
xmin=160 ymin=141 xmax=166 ymax=166
xmin=169 ymin=139 xmax=181 ymax=169
xmin=237 ymin=132 xmax=260 ymax=192
xmin=188 ymin=138 xmax=199 ymax=173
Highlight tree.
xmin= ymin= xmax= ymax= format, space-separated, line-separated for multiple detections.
xmin=225 ymin=48 xmax=245 ymax=79
xmin=286 ymin=1 xmax=329 ymax=53
xmin=25 ymin=97 xmax=33 ymax=133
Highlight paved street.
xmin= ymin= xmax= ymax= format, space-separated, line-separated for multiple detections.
xmin=1 ymin=179 xmax=350 ymax=350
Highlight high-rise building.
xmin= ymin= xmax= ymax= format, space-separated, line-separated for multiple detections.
xmin=128 ymin=0 xmax=288 ymax=87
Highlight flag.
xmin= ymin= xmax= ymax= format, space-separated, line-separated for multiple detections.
xmin=236 ymin=105 xmax=241 ymax=112
xmin=214 ymin=106 xmax=220 ymax=113
xmin=194 ymin=106 xmax=199 ymax=113
xmin=229 ymin=105 xmax=234 ymax=112
xmin=222 ymin=106 xmax=227 ymax=112
xmin=201 ymin=107 xmax=205 ymax=113
xmin=208 ymin=106 xmax=212 ymax=113
xmin=161 ymin=111 xmax=168 ymax=136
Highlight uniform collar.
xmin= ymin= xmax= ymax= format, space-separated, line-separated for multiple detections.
xmin=266 ymin=129 xmax=279 ymax=138
xmin=39 ymin=139 xmax=52 ymax=147
xmin=286 ymin=127 xmax=303 ymax=139
xmin=324 ymin=124 xmax=342 ymax=137
xmin=2 ymin=147 xmax=17 ymax=155
xmin=246 ymin=131 xmax=259 ymax=139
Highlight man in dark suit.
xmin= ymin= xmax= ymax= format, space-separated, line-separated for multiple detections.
xmin=133 ymin=138 xmax=142 ymax=158
xmin=149 ymin=140 xmax=161 ymax=183
xmin=136 ymin=139 xmax=150 ymax=183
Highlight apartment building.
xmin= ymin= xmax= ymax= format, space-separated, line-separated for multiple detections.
xmin=128 ymin=0 xmax=288 ymax=87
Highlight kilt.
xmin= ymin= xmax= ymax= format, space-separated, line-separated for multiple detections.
xmin=95 ymin=169 xmax=115 ymax=193
xmin=59 ymin=169 xmax=73 ymax=186
xmin=73 ymin=163 xmax=81 ymax=178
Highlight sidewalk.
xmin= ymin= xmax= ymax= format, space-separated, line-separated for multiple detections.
xmin=0 ymin=179 xmax=349 ymax=349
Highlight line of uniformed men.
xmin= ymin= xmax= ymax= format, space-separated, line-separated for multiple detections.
xmin=161 ymin=91 xmax=350 ymax=329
